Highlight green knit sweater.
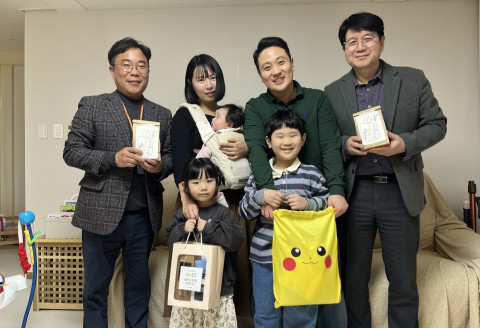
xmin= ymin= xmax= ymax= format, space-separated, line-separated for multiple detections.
xmin=244 ymin=81 xmax=345 ymax=197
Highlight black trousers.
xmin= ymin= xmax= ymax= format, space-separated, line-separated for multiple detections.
xmin=82 ymin=209 xmax=154 ymax=328
xmin=345 ymin=178 xmax=419 ymax=328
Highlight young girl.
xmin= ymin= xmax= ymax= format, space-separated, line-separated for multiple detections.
xmin=166 ymin=158 xmax=245 ymax=328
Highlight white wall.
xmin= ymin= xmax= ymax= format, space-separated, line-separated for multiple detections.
xmin=0 ymin=65 xmax=14 ymax=215
xmin=0 ymin=53 xmax=24 ymax=217
xmin=13 ymin=66 xmax=25 ymax=216
xmin=24 ymin=1 xmax=479 ymax=228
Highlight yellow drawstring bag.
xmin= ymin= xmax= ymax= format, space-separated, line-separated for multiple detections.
xmin=272 ymin=207 xmax=341 ymax=307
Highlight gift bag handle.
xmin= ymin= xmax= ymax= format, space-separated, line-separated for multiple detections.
xmin=184 ymin=231 xmax=203 ymax=249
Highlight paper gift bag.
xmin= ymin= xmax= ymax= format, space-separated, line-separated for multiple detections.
xmin=272 ymin=207 xmax=341 ymax=307
xmin=168 ymin=234 xmax=225 ymax=310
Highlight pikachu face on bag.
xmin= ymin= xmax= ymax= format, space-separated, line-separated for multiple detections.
xmin=272 ymin=207 xmax=341 ymax=307
xmin=281 ymin=240 xmax=332 ymax=272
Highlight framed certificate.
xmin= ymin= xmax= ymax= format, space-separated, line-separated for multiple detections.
xmin=132 ymin=119 xmax=161 ymax=160
xmin=353 ymin=106 xmax=390 ymax=150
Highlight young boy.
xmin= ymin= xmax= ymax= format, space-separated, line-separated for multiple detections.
xmin=239 ymin=110 xmax=330 ymax=328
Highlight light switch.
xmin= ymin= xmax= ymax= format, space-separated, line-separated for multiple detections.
xmin=38 ymin=124 xmax=48 ymax=139
xmin=53 ymin=124 xmax=64 ymax=139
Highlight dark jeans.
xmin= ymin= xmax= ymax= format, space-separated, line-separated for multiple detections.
xmin=346 ymin=178 xmax=419 ymax=328
xmin=82 ymin=209 xmax=154 ymax=328
xmin=252 ymin=262 xmax=347 ymax=328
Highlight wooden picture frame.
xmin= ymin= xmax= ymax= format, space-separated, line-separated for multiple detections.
xmin=353 ymin=106 xmax=390 ymax=150
xmin=132 ymin=119 xmax=161 ymax=160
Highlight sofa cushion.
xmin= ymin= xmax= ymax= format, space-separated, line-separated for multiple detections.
xmin=417 ymin=200 xmax=436 ymax=252
xmin=373 ymin=173 xmax=437 ymax=251
xmin=370 ymin=249 xmax=472 ymax=328
xmin=156 ymin=175 xmax=178 ymax=246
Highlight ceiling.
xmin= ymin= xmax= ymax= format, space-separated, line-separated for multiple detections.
xmin=0 ymin=0 xmax=461 ymax=52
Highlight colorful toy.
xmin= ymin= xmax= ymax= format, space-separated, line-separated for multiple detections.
xmin=18 ymin=211 xmax=39 ymax=328
xmin=0 ymin=211 xmax=39 ymax=328
xmin=0 ymin=272 xmax=27 ymax=309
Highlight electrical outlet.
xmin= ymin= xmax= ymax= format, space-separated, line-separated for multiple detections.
xmin=53 ymin=124 xmax=63 ymax=139
xmin=38 ymin=124 xmax=48 ymax=139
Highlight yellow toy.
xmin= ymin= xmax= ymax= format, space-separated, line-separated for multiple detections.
xmin=272 ymin=207 xmax=341 ymax=307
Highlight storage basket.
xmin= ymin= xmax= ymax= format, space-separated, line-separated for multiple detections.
xmin=34 ymin=238 xmax=83 ymax=310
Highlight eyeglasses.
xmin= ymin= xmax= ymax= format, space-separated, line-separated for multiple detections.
xmin=116 ymin=62 xmax=149 ymax=74
xmin=343 ymin=34 xmax=377 ymax=50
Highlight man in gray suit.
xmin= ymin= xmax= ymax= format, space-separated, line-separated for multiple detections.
xmin=64 ymin=37 xmax=172 ymax=328
xmin=324 ymin=12 xmax=447 ymax=328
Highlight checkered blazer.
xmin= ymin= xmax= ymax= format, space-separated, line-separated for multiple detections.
xmin=64 ymin=91 xmax=173 ymax=235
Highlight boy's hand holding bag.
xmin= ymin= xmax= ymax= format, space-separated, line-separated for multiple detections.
xmin=272 ymin=206 xmax=341 ymax=307
xmin=168 ymin=232 xmax=225 ymax=310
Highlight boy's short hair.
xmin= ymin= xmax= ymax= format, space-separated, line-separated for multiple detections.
xmin=220 ymin=104 xmax=245 ymax=128
xmin=265 ymin=110 xmax=307 ymax=139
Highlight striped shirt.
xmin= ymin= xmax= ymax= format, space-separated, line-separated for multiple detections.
xmin=239 ymin=158 xmax=329 ymax=263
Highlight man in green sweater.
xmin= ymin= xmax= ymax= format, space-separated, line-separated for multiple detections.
xmin=243 ymin=36 xmax=348 ymax=327
xmin=244 ymin=36 xmax=348 ymax=219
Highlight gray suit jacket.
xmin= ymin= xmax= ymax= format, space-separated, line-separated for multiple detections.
xmin=64 ymin=91 xmax=173 ymax=235
xmin=325 ymin=61 xmax=447 ymax=216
